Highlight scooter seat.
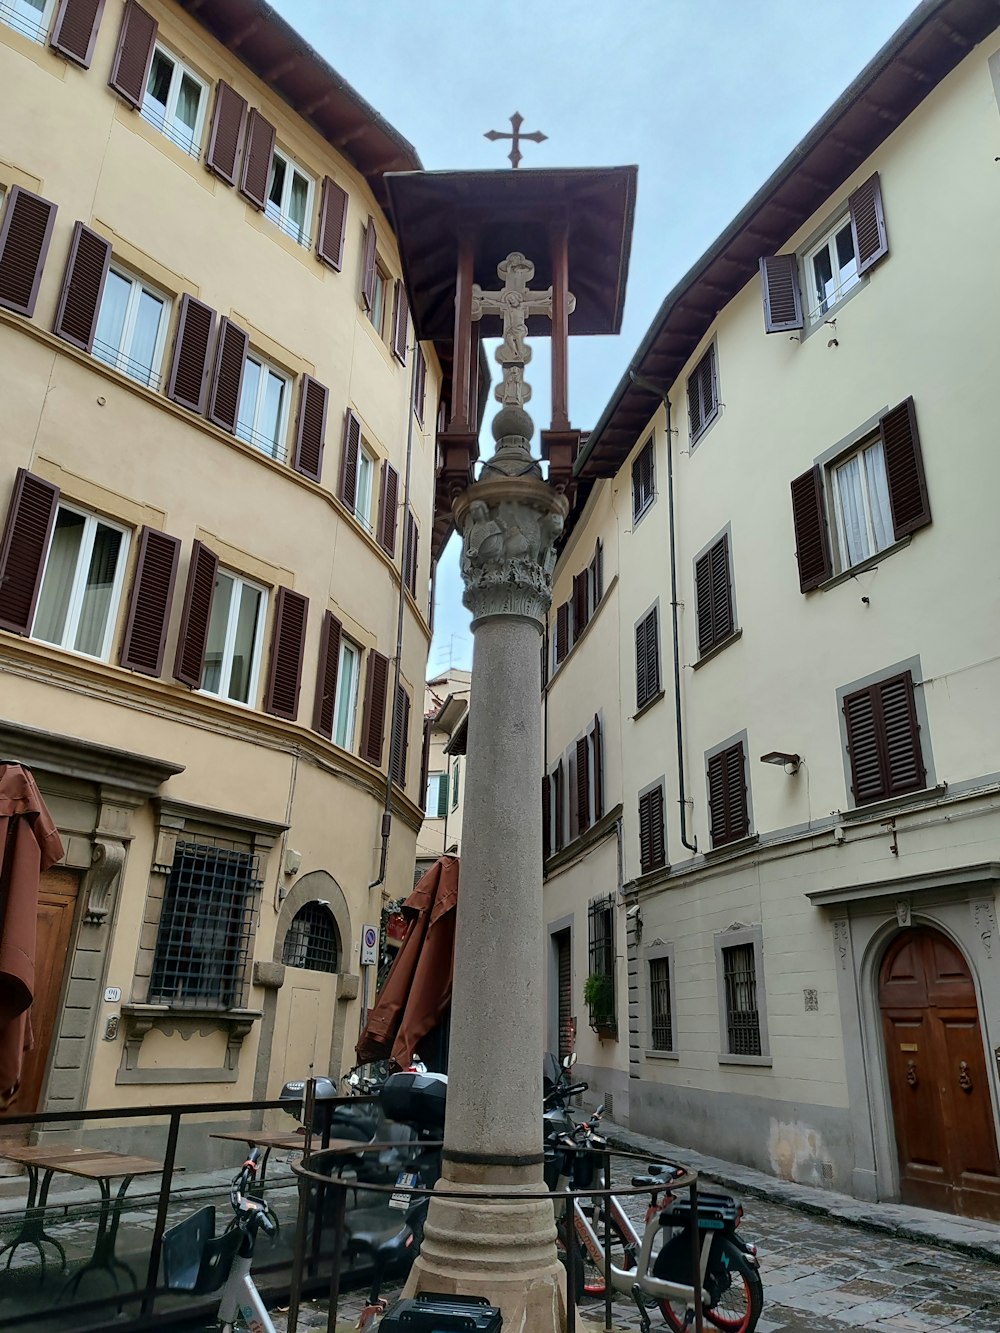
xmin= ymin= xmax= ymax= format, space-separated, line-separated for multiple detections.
xmin=345 ymin=1208 xmax=408 ymax=1256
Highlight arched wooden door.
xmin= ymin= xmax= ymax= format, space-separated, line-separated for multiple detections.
xmin=879 ymin=926 xmax=1000 ymax=1219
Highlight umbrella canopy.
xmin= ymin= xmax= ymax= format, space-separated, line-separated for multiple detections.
xmin=0 ymin=764 xmax=64 ymax=1107
xmin=356 ymin=855 xmax=458 ymax=1070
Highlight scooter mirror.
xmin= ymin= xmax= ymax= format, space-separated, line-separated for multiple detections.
xmin=562 ymin=1053 xmax=578 ymax=1070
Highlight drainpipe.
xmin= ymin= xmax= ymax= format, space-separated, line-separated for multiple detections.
xmin=629 ymin=370 xmax=697 ymax=854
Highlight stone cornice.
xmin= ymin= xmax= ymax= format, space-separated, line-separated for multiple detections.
xmin=0 ymin=717 xmax=183 ymax=793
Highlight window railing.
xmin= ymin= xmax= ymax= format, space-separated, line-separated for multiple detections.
xmin=93 ymin=339 xmax=163 ymax=391
xmin=1 ymin=1 xmax=47 ymax=43
xmin=140 ymin=103 xmax=202 ymax=159
xmin=264 ymin=201 xmax=312 ymax=248
xmin=235 ymin=419 xmax=289 ymax=466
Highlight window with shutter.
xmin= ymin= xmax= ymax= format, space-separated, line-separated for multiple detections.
xmin=53 ymin=223 xmax=111 ymax=353
xmin=239 ymin=109 xmax=276 ymax=211
xmin=5 ymin=0 xmax=57 ymax=43
xmin=265 ymin=146 xmax=314 ymax=247
xmin=554 ymin=602 xmax=570 ymax=665
xmin=542 ymin=774 xmax=552 ymax=858
xmin=572 ymin=570 xmax=589 ymax=641
xmin=317 ymin=176 xmax=348 ymax=271
xmin=201 ymin=567 xmax=267 ymax=705
xmin=413 ymin=347 xmax=427 ymax=424
xmin=32 ymin=502 xmax=131 ymax=660
xmin=790 ymin=465 xmax=832 ymax=592
xmin=108 ymin=1 xmax=157 ymax=110
xmin=418 ymin=717 xmax=432 ymax=805
xmin=92 ymin=265 xmax=171 ymax=388
xmin=634 ymin=607 xmax=660 ymax=712
xmin=575 ymin=734 xmax=591 ymax=836
xmin=141 ymin=44 xmax=208 ymax=158
xmin=707 ymin=742 xmax=750 ymax=848
xmin=50 ymin=0 xmax=105 ymax=68
xmin=360 ymin=216 xmax=377 ymax=312
xmin=291 ymin=375 xmax=328 ymax=483
xmin=166 ymin=295 xmax=216 ymax=414
xmin=590 ymin=540 xmax=603 ymax=606
xmin=264 ymin=587 xmax=308 ymax=720
xmin=173 ymin=540 xmax=219 ymax=688
xmin=688 ymin=344 xmax=719 ymax=445
xmin=591 ymin=713 xmax=603 ymax=823
xmin=695 ymin=533 xmax=734 ymax=656
xmin=843 ymin=671 xmax=925 ymax=806
xmin=638 ymin=783 xmax=665 ymax=874
xmin=631 ymin=438 xmax=654 ymax=520
xmin=0 ymin=186 xmax=57 ymax=317
xmin=552 ymin=759 xmax=565 ymax=851
xmin=207 ymin=317 xmax=249 ymax=433
xmin=338 ymin=410 xmax=362 ymax=513
xmin=312 ymin=609 xmax=342 ymax=738
xmin=120 ymin=526 xmax=180 ymax=676
xmin=389 ymin=685 xmax=410 ymax=789
xmin=377 ymin=462 xmax=400 ymax=557
xmin=402 ymin=510 xmax=419 ymax=597
xmin=359 ymin=649 xmax=389 ymax=766
xmin=849 ymin=172 xmax=889 ymax=275
xmin=880 ymin=397 xmax=930 ymax=539
xmin=332 ymin=635 xmax=361 ymax=749
xmin=758 ymin=254 xmax=803 ymax=333
xmin=0 ymin=469 xmax=60 ymax=635
xmin=804 ymin=215 xmax=861 ymax=322
xmin=236 ymin=351 xmax=291 ymax=460
xmin=391 ymin=281 xmax=409 ymax=364
xmin=205 ymin=82 xmax=247 ymax=186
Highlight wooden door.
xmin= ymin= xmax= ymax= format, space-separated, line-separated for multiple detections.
xmin=879 ymin=927 xmax=1000 ymax=1219
xmin=0 ymin=866 xmax=80 ymax=1142
xmin=555 ymin=930 xmax=573 ymax=1063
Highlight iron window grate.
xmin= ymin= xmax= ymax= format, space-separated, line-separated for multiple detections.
xmin=149 ymin=840 xmax=260 ymax=1009
xmin=649 ymin=956 xmax=672 ymax=1051
xmin=587 ymin=894 xmax=616 ymax=1031
xmin=722 ymin=942 xmax=761 ymax=1056
xmin=282 ymin=902 xmax=340 ymax=974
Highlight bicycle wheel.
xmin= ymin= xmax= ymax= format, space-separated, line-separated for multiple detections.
xmin=660 ymin=1237 xmax=763 ymax=1333
xmin=577 ymin=1203 xmax=635 ymax=1298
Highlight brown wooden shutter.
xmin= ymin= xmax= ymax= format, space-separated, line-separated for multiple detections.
xmin=849 ymin=172 xmax=888 ymax=275
xmin=317 ymin=176 xmax=348 ymax=270
xmin=0 ymin=187 xmax=58 ymax=317
xmin=592 ymin=713 xmax=603 ymax=822
xmin=173 ymin=540 xmax=218 ymax=687
xmin=359 ymin=649 xmax=389 ymax=766
xmin=844 ymin=673 xmax=924 ymax=805
xmin=689 ymin=346 xmax=717 ymax=439
xmin=880 ymin=398 xmax=930 ymax=539
xmin=540 ymin=636 xmax=549 ymax=690
xmin=239 ymin=109 xmax=276 ymax=210
xmin=205 ymin=82 xmax=248 ymax=186
xmin=391 ymin=281 xmax=408 ymax=364
xmin=632 ymin=440 xmax=653 ymax=518
xmin=542 ymin=774 xmax=552 ymax=858
xmin=636 ymin=608 xmax=659 ymax=709
xmin=360 ymin=216 xmax=376 ymax=311
xmin=575 ymin=734 xmax=591 ymax=835
xmin=413 ymin=347 xmax=427 ymax=423
xmin=553 ymin=759 xmax=565 ymax=851
xmin=338 ymin=410 xmax=361 ymax=510
xmin=264 ymin=586 xmax=308 ymax=720
xmin=708 ymin=743 xmax=749 ymax=847
xmin=554 ymin=601 xmax=569 ymax=664
xmin=591 ymin=540 xmax=603 ymax=604
xmin=119 ymin=526 xmax=180 ymax=675
xmin=291 ymin=375 xmax=328 ymax=483
xmin=377 ymin=461 xmax=399 ymax=556
xmin=695 ymin=534 xmax=733 ymax=655
xmin=759 ymin=254 xmax=803 ymax=333
xmin=390 ymin=685 xmax=410 ymax=788
xmin=572 ymin=570 xmax=588 ymax=640
xmin=418 ymin=716 xmax=432 ymax=801
xmin=53 ymin=222 xmax=111 ymax=352
xmin=639 ymin=784 xmax=665 ymax=874
xmin=166 ymin=295 xmax=216 ymax=413
xmin=790 ymin=465 xmax=832 ymax=592
xmin=207 ymin=317 xmax=248 ymax=433
xmin=635 ymin=614 xmax=648 ymax=708
xmin=50 ymin=0 xmax=106 ymax=68
xmin=403 ymin=510 xmax=419 ymax=597
xmin=0 ymin=469 xmax=60 ymax=635
xmin=312 ymin=609 xmax=342 ymax=737
xmin=108 ymin=1 xmax=157 ymax=109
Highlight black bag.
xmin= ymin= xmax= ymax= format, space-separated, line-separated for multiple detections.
xmin=380 ymin=1291 xmax=502 ymax=1331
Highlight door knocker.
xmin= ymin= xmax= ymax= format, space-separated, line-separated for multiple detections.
xmin=906 ymin=1059 xmax=918 ymax=1088
xmin=959 ymin=1061 xmax=973 ymax=1093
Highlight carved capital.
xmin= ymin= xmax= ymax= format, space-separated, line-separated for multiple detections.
xmin=83 ymin=836 xmax=127 ymax=926
xmin=454 ymin=477 xmax=568 ymax=627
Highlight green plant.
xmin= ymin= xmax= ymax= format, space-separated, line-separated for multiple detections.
xmin=584 ymin=972 xmax=615 ymax=1024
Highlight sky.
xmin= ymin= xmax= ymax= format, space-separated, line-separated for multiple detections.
xmin=277 ymin=0 xmax=917 ymax=672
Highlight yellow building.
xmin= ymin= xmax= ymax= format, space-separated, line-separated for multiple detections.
xmin=415 ymin=669 xmax=470 ymax=875
xmin=544 ymin=0 xmax=1000 ymax=1218
xmin=0 ymin=0 xmax=447 ymax=1142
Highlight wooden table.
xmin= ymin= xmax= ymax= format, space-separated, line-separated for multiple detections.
xmin=0 ymin=1145 xmax=113 ymax=1274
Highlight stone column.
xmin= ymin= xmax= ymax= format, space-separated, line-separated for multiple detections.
xmin=405 ymin=406 xmax=568 ymax=1331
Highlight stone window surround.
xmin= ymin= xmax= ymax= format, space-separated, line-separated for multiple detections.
xmin=644 ymin=940 xmax=678 ymax=1059
xmin=834 ymin=655 xmax=936 ymax=811
xmin=704 ymin=728 xmax=755 ymax=848
xmin=547 ymin=913 xmax=575 ymax=1059
xmin=714 ymin=922 xmax=771 ymax=1066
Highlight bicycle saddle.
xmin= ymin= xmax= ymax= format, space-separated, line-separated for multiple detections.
xmin=345 ymin=1208 xmax=410 ymax=1256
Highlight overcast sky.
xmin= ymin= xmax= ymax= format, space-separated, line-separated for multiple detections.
xmin=278 ymin=0 xmax=917 ymax=673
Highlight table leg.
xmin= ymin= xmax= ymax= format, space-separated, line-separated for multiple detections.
xmin=0 ymin=1167 xmax=68 ymax=1277
xmin=61 ymin=1174 xmax=138 ymax=1297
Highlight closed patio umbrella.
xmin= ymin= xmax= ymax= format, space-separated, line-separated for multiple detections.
xmin=356 ymin=855 xmax=458 ymax=1071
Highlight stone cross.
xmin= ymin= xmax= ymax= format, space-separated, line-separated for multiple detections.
xmin=471 ymin=252 xmax=575 ymax=409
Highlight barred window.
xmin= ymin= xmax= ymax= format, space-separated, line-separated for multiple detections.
xmin=283 ymin=902 xmax=340 ymax=974
xmin=149 ymin=841 xmax=260 ymax=1008
xmin=649 ymin=956 xmax=673 ymax=1051
xmin=722 ymin=942 xmax=761 ymax=1056
xmin=586 ymin=895 xmax=616 ymax=1034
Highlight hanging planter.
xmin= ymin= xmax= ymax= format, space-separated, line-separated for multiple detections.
xmin=583 ymin=973 xmax=617 ymax=1039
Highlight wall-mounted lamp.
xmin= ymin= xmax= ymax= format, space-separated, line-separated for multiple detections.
xmin=760 ymin=751 xmax=801 ymax=775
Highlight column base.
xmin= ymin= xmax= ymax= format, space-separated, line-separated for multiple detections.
xmin=403 ymin=1179 xmax=566 ymax=1333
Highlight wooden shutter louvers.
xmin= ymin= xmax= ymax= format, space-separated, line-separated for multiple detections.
xmin=377 ymin=462 xmax=399 ymax=556
xmin=207 ymin=317 xmax=248 ymax=433
xmin=292 ymin=376 xmax=328 ymax=483
xmin=50 ymin=0 xmax=106 ymax=68
xmin=0 ymin=469 xmax=60 ymax=635
xmin=239 ymin=109 xmax=276 ymax=210
xmin=638 ymin=784 xmax=665 ymax=874
xmin=849 ymin=172 xmax=889 ymax=275
xmin=635 ymin=608 xmax=660 ymax=710
xmin=575 ymin=734 xmax=591 ymax=836
xmin=391 ymin=281 xmax=408 ymax=364
xmin=0 ymin=187 xmax=58 ymax=317
xmin=695 ymin=534 xmax=734 ymax=655
xmin=312 ymin=610 xmax=342 ymax=737
xmin=264 ymin=587 xmax=308 ymax=721
xmin=360 ymin=217 xmax=377 ymax=311
xmin=205 ymin=82 xmax=248 ymax=186
xmin=843 ymin=672 xmax=924 ymax=805
xmin=166 ymin=295 xmax=216 ymax=413
xmin=759 ymin=254 xmax=803 ymax=333
xmin=708 ymin=743 xmax=749 ymax=847
xmin=790 ymin=465 xmax=832 ymax=592
xmin=338 ymin=411 xmax=361 ymax=511
xmin=119 ymin=527 xmax=180 ymax=675
xmin=53 ymin=223 xmax=111 ymax=352
xmin=359 ymin=650 xmax=389 ymax=767
xmin=173 ymin=540 xmax=218 ymax=687
xmin=108 ymin=1 xmax=157 ymax=109
xmin=880 ymin=398 xmax=930 ymax=539
xmin=317 ymin=177 xmax=348 ymax=271
xmin=390 ymin=685 xmax=410 ymax=788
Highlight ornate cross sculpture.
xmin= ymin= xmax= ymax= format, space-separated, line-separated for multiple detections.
xmin=471 ymin=253 xmax=576 ymax=410
xmin=484 ymin=112 xmax=547 ymax=169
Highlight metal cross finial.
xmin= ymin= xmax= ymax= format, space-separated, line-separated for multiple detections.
xmin=484 ymin=112 xmax=547 ymax=169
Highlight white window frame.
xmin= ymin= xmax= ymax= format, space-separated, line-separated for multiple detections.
xmin=830 ymin=435 xmax=893 ymax=572
xmin=1 ymin=0 xmax=56 ymax=44
xmin=369 ymin=261 xmax=390 ymax=339
xmin=425 ymin=771 xmax=447 ymax=818
xmin=31 ymin=503 xmax=131 ymax=662
xmin=236 ymin=351 xmax=291 ymax=461
xmin=265 ymin=147 xmax=315 ymax=248
xmin=804 ymin=214 xmax=860 ymax=324
xmin=93 ymin=266 xmax=171 ymax=389
xmin=333 ymin=636 xmax=361 ymax=751
xmin=356 ymin=443 xmax=376 ymax=531
xmin=199 ymin=570 xmax=268 ymax=708
xmin=141 ymin=44 xmax=208 ymax=158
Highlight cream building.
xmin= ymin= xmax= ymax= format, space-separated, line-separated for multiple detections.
xmin=415 ymin=669 xmax=470 ymax=876
xmin=543 ymin=0 xmax=1000 ymax=1219
xmin=0 ymin=0 xmax=448 ymax=1150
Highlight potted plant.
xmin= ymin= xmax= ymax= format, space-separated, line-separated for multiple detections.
xmin=583 ymin=973 xmax=617 ymax=1038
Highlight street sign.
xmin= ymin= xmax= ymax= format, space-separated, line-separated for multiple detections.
xmin=361 ymin=924 xmax=379 ymax=966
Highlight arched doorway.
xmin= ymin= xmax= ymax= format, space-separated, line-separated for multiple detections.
xmin=879 ymin=926 xmax=1000 ymax=1219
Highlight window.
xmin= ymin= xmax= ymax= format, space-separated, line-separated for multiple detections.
xmin=265 ymin=148 xmax=313 ymax=247
xmin=587 ymin=895 xmax=616 ymax=1035
xmin=451 ymin=759 xmax=461 ymax=811
xmin=542 ymin=760 xmax=565 ymax=857
xmin=201 ymin=569 xmax=267 ymax=705
xmin=236 ymin=353 xmax=290 ymax=460
xmin=333 ymin=637 xmax=361 ymax=750
xmin=638 ymin=782 xmax=666 ymax=874
xmin=571 ymin=715 xmax=603 ymax=840
xmin=413 ymin=347 xmax=427 ymax=424
xmin=283 ymin=902 xmax=340 ymax=973
xmin=842 ymin=670 xmax=925 ymax=806
xmin=831 ymin=437 xmax=892 ymax=569
xmin=649 ymin=955 xmax=673 ymax=1052
xmin=148 ymin=840 xmax=259 ymax=1008
xmin=1 ymin=0 xmax=54 ymax=43
xmin=553 ymin=602 xmax=569 ymax=666
xmin=634 ymin=606 xmax=661 ymax=712
xmin=32 ymin=505 xmax=129 ymax=660
xmin=355 ymin=443 xmax=376 ymax=530
xmin=93 ymin=268 xmax=170 ymax=388
xmin=142 ymin=46 xmax=207 ymax=157
xmin=721 ymin=942 xmax=761 ymax=1056
xmin=695 ymin=533 xmax=735 ymax=656
xmin=425 ymin=772 xmax=448 ymax=818
xmin=707 ymin=740 xmax=750 ymax=848
xmin=804 ymin=216 xmax=859 ymax=321
xmin=631 ymin=438 xmax=654 ymax=521
xmin=688 ymin=344 xmax=719 ymax=444
xmin=369 ymin=261 xmax=390 ymax=338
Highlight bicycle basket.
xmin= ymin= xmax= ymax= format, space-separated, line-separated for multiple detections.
xmin=162 ymin=1205 xmax=241 ymax=1294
